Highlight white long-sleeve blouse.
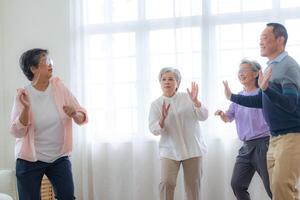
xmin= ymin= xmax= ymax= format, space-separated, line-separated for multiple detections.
xmin=149 ymin=92 xmax=208 ymax=161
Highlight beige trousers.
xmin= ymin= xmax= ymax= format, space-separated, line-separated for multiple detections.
xmin=267 ymin=133 xmax=300 ymax=200
xmin=159 ymin=156 xmax=202 ymax=200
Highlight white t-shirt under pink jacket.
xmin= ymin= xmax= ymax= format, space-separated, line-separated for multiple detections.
xmin=10 ymin=77 xmax=88 ymax=162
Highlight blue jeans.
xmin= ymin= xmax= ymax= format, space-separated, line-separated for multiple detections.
xmin=16 ymin=156 xmax=75 ymax=200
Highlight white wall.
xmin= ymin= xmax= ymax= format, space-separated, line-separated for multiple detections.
xmin=0 ymin=0 xmax=71 ymax=168
xmin=0 ymin=0 xmax=4 ymax=168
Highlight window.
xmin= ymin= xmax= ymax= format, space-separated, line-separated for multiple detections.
xmin=211 ymin=0 xmax=272 ymax=14
xmin=215 ymin=22 xmax=266 ymax=93
xmin=146 ymin=0 xmax=202 ymax=19
xmin=87 ymin=0 xmax=137 ymax=24
xmin=149 ymin=28 xmax=202 ymax=101
xmin=286 ymin=19 xmax=300 ymax=61
xmin=85 ymin=33 xmax=138 ymax=139
xmin=281 ymin=0 xmax=300 ymax=8
xmin=82 ymin=0 xmax=300 ymax=140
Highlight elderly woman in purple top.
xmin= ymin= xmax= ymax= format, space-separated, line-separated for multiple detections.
xmin=215 ymin=59 xmax=272 ymax=200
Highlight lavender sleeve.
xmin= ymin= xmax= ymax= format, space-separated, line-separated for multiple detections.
xmin=225 ymin=102 xmax=236 ymax=122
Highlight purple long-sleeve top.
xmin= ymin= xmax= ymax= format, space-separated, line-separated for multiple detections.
xmin=225 ymin=89 xmax=270 ymax=141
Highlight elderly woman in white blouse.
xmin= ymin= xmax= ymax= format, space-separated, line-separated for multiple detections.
xmin=149 ymin=67 xmax=208 ymax=200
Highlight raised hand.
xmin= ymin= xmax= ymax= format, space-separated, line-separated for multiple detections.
xmin=187 ymin=81 xmax=201 ymax=107
xmin=18 ymin=90 xmax=30 ymax=126
xmin=161 ymin=100 xmax=170 ymax=119
xmin=214 ymin=110 xmax=225 ymax=116
xmin=159 ymin=100 xmax=170 ymax=128
xmin=214 ymin=109 xmax=230 ymax=122
xmin=63 ymin=105 xmax=77 ymax=118
xmin=19 ymin=91 xmax=30 ymax=108
xmin=223 ymin=80 xmax=232 ymax=100
xmin=258 ymin=66 xmax=272 ymax=91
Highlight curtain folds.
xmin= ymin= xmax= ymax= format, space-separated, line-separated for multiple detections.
xmin=69 ymin=0 xmax=300 ymax=199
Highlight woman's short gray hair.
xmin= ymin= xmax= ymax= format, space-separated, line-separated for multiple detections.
xmin=158 ymin=67 xmax=181 ymax=89
xmin=240 ymin=58 xmax=261 ymax=71
xmin=240 ymin=58 xmax=261 ymax=87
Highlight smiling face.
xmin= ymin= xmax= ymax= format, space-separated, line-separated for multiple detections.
xmin=259 ymin=26 xmax=284 ymax=60
xmin=160 ymin=71 xmax=178 ymax=97
xmin=238 ymin=63 xmax=258 ymax=87
xmin=31 ymin=53 xmax=53 ymax=81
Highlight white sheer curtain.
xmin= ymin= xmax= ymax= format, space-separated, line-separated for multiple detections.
xmin=69 ymin=0 xmax=300 ymax=199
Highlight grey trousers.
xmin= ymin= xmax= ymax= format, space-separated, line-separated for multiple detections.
xmin=231 ymin=136 xmax=272 ymax=200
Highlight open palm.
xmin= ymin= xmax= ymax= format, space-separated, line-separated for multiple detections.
xmin=223 ymin=80 xmax=232 ymax=100
xmin=258 ymin=66 xmax=272 ymax=91
xmin=20 ymin=92 xmax=30 ymax=108
xmin=161 ymin=100 xmax=170 ymax=119
xmin=187 ymin=82 xmax=199 ymax=103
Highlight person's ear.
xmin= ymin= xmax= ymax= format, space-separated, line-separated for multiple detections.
xmin=277 ymin=36 xmax=285 ymax=46
xmin=30 ymin=66 xmax=38 ymax=74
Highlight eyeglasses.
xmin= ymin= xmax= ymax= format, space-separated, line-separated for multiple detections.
xmin=45 ymin=57 xmax=53 ymax=66
xmin=238 ymin=68 xmax=255 ymax=74
xmin=39 ymin=57 xmax=53 ymax=67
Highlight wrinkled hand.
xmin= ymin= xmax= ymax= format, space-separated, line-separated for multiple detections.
xmin=161 ymin=100 xmax=170 ymax=119
xmin=63 ymin=105 xmax=76 ymax=118
xmin=214 ymin=110 xmax=225 ymax=117
xmin=159 ymin=100 xmax=170 ymax=128
xmin=187 ymin=82 xmax=201 ymax=107
xmin=258 ymin=66 xmax=272 ymax=91
xmin=214 ymin=109 xmax=230 ymax=122
xmin=223 ymin=80 xmax=232 ymax=100
xmin=19 ymin=91 xmax=30 ymax=108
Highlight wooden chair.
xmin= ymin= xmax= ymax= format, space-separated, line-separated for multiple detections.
xmin=41 ymin=176 xmax=54 ymax=200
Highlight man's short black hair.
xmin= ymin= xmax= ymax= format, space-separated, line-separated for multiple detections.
xmin=267 ymin=23 xmax=288 ymax=47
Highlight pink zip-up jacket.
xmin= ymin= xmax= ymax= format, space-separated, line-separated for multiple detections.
xmin=10 ymin=77 xmax=88 ymax=162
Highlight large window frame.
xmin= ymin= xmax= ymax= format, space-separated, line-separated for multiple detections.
xmin=81 ymin=0 xmax=300 ymax=140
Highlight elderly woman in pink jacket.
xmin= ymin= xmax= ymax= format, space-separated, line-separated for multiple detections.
xmin=10 ymin=48 xmax=88 ymax=200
